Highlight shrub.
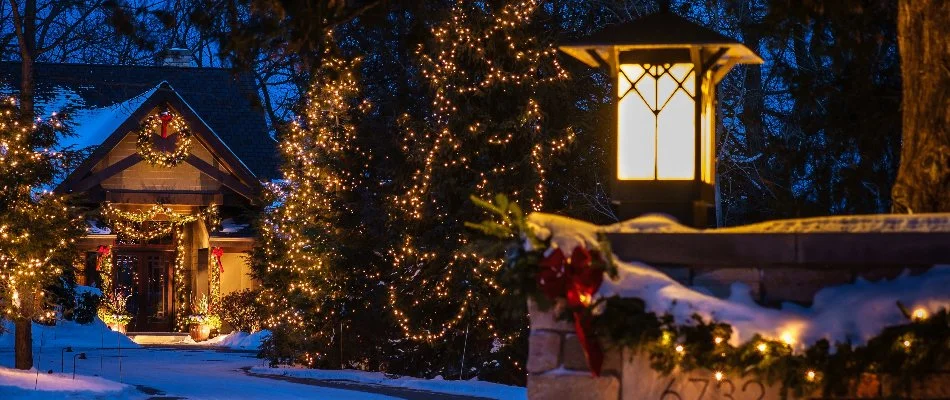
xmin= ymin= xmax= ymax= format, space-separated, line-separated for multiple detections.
xmin=74 ymin=292 xmax=101 ymax=324
xmin=220 ymin=289 xmax=262 ymax=333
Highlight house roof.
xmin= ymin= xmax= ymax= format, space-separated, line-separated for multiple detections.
xmin=0 ymin=62 xmax=279 ymax=179
xmin=56 ymin=81 xmax=262 ymax=202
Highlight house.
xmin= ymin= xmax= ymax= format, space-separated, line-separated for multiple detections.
xmin=0 ymin=56 xmax=279 ymax=332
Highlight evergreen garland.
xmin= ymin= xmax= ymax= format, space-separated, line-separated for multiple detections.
xmin=468 ymin=194 xmax=950 ymax=398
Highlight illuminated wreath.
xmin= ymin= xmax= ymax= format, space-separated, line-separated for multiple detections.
xmin=136 ymin=110 xmax=193 ymax=167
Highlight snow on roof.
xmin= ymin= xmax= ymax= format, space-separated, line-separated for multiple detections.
xmin=86 ymin=219 xmax=112 ymax=235
xmin=0 ymin=82 xmax=159 ymax=151
xmin=57 ymin=84 xmax=160 ymax=151
xmin=528 ymin=212 xmax=950 ymax=349
xmin=220 ymin=218 xmax=250 ymax=233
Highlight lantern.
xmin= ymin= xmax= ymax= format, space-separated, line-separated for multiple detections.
xmin=560 ymin=10 xmax=761 ymax=227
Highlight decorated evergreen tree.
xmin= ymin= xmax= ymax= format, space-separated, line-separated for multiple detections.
xmin=251 ymin=36 xmax=386 ymax=369
xmin=385 ymin=0 xmax=573 ymax=383
xmin=0 ymin=98 xmax=84 ymax=370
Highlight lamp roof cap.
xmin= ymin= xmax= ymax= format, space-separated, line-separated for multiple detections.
xmin=560 ymin=11 xmax=762 ymax=68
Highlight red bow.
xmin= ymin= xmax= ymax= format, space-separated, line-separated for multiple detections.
xmin=159 ymin=112 xmax=174 ymax=138
xmin=211 ymin=247 xmax=224 ymax=274
xmin=537 ymin=246 xmax=605 ymax=376
xmin=95 ymin=245 xmax=111 ymax=271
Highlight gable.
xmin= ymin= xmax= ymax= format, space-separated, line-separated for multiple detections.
xmin=95 ymin=112 xmax=224 ymax=193
xmin=57 ymin=84 xmax=262 ymax=205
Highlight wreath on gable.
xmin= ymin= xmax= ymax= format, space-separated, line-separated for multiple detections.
xmin=136 ymin=110 xmax=193 ymax=167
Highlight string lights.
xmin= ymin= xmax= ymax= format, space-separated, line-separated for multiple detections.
xmin=252 ymin=33 xmax=380 ymax=366
xmin=99 ymin=202 xmax=218 ymax=330
xmin=386 ymin=0 xmax=572 ymax=370
xmin=0 ymin=96 xmax=84 ymax=326
xmin=136 ymin=109 xmax=193 ymax=167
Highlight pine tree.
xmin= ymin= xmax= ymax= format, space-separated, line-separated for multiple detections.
xmin=251 ymin=36 xmax=385 ymax=369
xmin=0 ymin=98 xmax=84 ymax=370
xmin=385 ymin=0 xmax=573 ymax=383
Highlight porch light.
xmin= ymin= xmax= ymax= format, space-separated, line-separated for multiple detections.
xmin=559 ymin=9 xmax=761 ymax=226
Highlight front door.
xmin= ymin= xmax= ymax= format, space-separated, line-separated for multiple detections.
xmin=113 ymin=251 xmax=174 ymax=332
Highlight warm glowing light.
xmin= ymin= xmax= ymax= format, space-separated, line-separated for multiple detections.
xmin=700 ymin=71 xmax=715 ymax=184
xmin=903 ymin=340 xmax=912 ymax=348
xmin=756 ymin=343 xmax=768 ymax=353
xmin=912 ymin=308 xmax=928 ymax=320
xmin=806 ymin=370 xmax=816 ymax=381
xmin=781 ymin=332 xmax=796 ymax=346
xmin=714 ymin=371 xmax=724 ymax=381
xmin=579 ymin=293 xmax=592 ymax=306
xmin=617 ymin=63 xmax=696 ymax=180
xmin=714 ymin=336 xmax=724 ymax=345
xmin=675 ymin=345 xmax=685 ymax=353
xmin=661 ymin=331 xmax=673 ymax=345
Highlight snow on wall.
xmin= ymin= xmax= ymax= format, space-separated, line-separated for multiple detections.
xmin=599 ymin=211 xmax=950 ymax=234
xmin=528 ymin=212 xmax=950 ymax=348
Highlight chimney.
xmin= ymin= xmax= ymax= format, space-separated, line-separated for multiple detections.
xmin=160 ymin=48 xmax=196 ymax=67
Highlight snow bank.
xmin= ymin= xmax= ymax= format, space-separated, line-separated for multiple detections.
xmin=528 ymin=212 xmax=950 ymax=348
xmin=215 ymin=330 xmax=270 ymax=350
xmin=0 ymin=319 xmax=139 ymax=350
xmin=0 ymin=366 xmax=130 ymax=397
xmin=249 ymin=367 xmax=525 ymax=400
xmin=163 ymin=330 xmax=270 ymax=350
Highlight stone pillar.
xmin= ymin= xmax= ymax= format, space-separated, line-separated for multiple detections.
xmin=526 ymin=299 xmax=620 ymax=400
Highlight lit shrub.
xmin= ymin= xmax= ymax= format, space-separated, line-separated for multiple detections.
xmin=220 ymin=289 xmax=262 ymax=333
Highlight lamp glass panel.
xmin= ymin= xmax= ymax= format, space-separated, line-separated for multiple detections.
xmin=657 ymin=88 xmax=695 ymax=179
xmin=618 ymin=80 xmax=655 ymax=180
xmin=617 ymin=63 xmax=696 ymax=180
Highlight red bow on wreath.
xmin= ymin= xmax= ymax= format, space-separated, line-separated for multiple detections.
xmin=159 ymin=112 xmax=174 ymax=138
xmin=211 ymin=247 xmax=224 ymax=274
xmin=95 ymin=245 xmax=111 ymax=271
xmin=537 ymin=246 xmax=605 ymax=376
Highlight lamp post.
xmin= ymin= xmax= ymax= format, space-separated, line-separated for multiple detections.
xmin=559 ymin=9 xmax=762 ymax=227
xmin=61 ymin=346 xmax=73 ymax=373
xmin=72 ymin=352 xmax=87 ymax=380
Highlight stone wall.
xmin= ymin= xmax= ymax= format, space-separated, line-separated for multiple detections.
xmin=526 ymin=299 xmax=950 ymax=400
xmin=527 ymin=300 xmax=621 ymax=400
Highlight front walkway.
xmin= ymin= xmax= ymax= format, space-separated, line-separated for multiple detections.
xmin=0 ymin=346 xmax=495 ymax=399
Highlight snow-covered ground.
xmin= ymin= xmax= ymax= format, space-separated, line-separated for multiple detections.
xmin=530 ymin=212 xmax=950 ymax=348
xmin=250 ymin=367 xmax=525 ymax=400
xmin=0 ymin=322 xmax=524 ymax=399
xmin=0 ymin=366 xmax=135 ymax=399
